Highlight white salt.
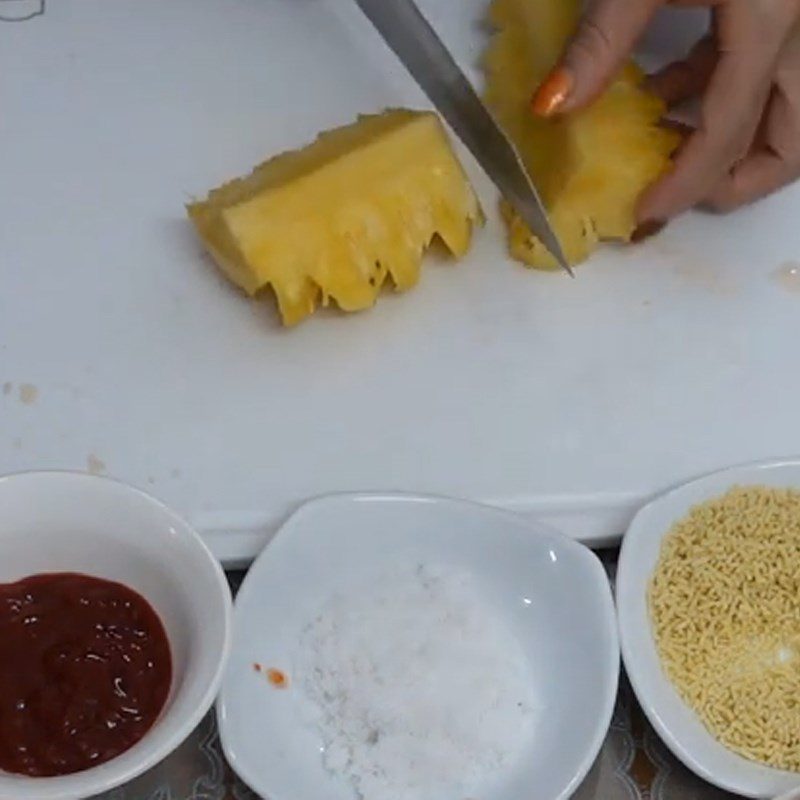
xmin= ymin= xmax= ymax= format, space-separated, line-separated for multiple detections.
xmin=295 ymin=564 xmax=538 ymax=800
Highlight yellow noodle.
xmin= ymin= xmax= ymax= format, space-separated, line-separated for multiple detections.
xmin=649 ymin=486 xmax=800 ymax=771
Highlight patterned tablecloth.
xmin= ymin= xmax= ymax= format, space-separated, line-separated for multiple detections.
xmin=94 ymin=557 xmax=740 ymax=800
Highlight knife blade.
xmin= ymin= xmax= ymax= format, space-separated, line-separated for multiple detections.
xmin=353 ymin=0 xmax=573 ymax=277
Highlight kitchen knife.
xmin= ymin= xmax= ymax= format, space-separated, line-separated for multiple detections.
xmin=353 ymin=0 xmax=573 ymax=276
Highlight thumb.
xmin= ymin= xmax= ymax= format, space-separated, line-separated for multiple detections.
xmin=532 ymin=0 xmax=662 ymax=117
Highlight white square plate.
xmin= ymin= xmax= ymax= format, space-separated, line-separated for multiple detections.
xmin=218 ymin=493 xmax=619 ymax=800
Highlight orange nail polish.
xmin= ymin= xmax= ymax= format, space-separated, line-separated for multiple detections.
xmin=531 ymin=68 xmax=573 ymax=117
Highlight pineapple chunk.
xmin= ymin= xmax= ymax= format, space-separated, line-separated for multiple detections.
xmin=188 ymin=110 xmax=482 ymax=325
xmin=484 ymin=0 xmax=680 ymax=270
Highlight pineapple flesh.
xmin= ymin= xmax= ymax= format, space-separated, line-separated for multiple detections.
xmin=188 ymin=110 xmax=482 ymax=326
xmin=484 ymin=0 xmax=680 ymax=270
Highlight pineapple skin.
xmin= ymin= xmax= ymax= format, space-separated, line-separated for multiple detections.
xmin=484 ymin=0 xmax=680 ymax=270
xmin=188 ymin=110 xmax=482 ymax=326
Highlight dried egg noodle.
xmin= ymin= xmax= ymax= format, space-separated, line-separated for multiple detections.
xmin=649 ymin=486 xmax=800 ymax=771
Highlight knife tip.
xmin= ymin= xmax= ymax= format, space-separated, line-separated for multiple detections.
xmin=550 ymin=241 xmax=574 ymax=278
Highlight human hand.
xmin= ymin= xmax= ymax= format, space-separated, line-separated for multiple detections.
xmin=531 ymin=0 xmax=800 ymax=226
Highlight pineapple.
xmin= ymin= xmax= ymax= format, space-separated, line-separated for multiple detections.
xmin=188 ymin=110 xmax=482 ymax=326
xmin=484 ymin=0 xmax=680 ymax=270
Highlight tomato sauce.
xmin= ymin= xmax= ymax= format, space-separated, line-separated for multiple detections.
xmin=0 ymin=573 xmax=172 ymax=777
xmin=266 ymin=668 xmax=288 ymax=689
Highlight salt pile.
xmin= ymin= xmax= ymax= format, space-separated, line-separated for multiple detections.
xmin=295 ymin=564 xmax=538 ymax=800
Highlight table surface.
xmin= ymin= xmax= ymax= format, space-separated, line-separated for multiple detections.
xmin=93 ymin=557 xmax=742 ymax=800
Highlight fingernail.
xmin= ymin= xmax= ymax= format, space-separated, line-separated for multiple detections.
xmin=631 ymin=219 xmax=666 ymax=243
xmin=531 ymin=68 xmax=573 ymax=117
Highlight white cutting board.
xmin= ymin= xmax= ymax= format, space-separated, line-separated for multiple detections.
xmin=2 ymin=0 xmax=798 ymax=562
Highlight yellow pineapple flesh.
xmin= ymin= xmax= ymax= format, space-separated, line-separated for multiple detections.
xmin=188 ymin=110 xmax=482 ymax=326
xmin=484 ymin=0 xmax=680 ymax=270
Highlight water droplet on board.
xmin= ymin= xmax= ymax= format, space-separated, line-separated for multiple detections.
xmin=773 ymin=261 xmax=800 ymax=294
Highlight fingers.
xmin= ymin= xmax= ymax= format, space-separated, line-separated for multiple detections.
xmin=639 ymin=75 xmax=768 ymax=220
xmin=638 ymin=58 xmax=768 ymax=220
xmin=705 ymin=61 xmax=800 ymax=210
xmin=647 ymin=36 xmax=717 ymax=108
xmin=705 ymin=149 xmax=799 ymax=211
xmin=532 ymin=0 xmax=661 ymax=116
xmin=638 ymin=1 xmax=788 ymax=222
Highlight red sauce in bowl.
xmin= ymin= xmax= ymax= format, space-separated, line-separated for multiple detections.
xmin=0 ymin=573 xmax=172 ymax=777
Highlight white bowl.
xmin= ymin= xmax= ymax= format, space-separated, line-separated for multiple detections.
xmin=218 ymin=493 xmax=619 ymax=800
xmin=617 ymin=458 xmax=800 ymax=798
xmin=0 ymin=471 xmax=233 ymax=800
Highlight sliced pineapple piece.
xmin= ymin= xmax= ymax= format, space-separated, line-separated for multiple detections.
xmin=484 ymin=0 xmax=680 ymax=270
xmin=188 ymin=109 xmax=482 ymax=325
